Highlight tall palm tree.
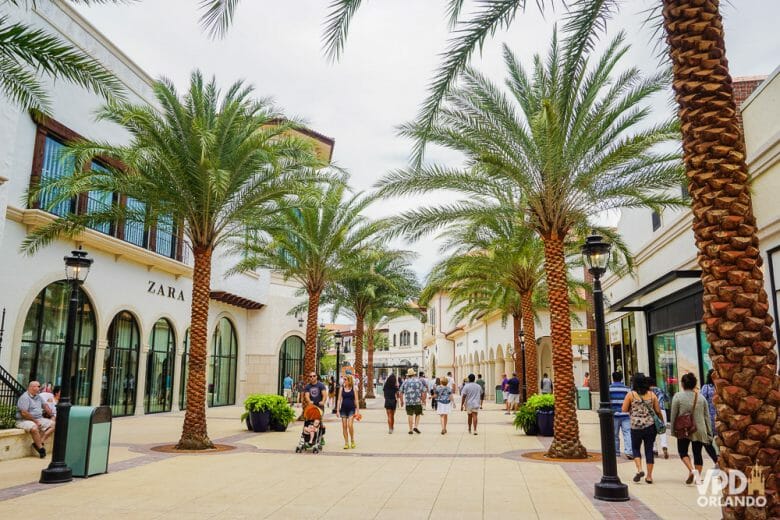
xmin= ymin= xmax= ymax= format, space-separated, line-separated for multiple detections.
xmin=234 ymin=184 xmax=383 ymax=377
xmin=1 ymin=0 xmax=124 ymax=111
xmin=321 ymin=246 xmax=419 ymax=406
xmin=378 ymin=27 xmax=684 ymax=458
xmin=22 ymin=71 xmax=324 ymax=449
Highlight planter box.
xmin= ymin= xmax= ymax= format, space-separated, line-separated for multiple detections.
xmin=249 ymin=411 xmax=271 ymax=432
xmin=536 ymin=409 xmax=554 ymax=437
xmin=270 ymin=420 xmax=288 ymax=432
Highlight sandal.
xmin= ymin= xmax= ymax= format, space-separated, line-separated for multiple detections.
xmin=645 ymin=478 xmax=653 ymax=484
xmin=633 ymin=471 xmax=645 ymax=483
xmin=685 ymin=473 xmax=694 ymax=484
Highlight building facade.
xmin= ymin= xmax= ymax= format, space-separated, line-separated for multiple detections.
xmin=0 ymin=2 xmax=331 ymax=415
xmin=602 ymin=73 xmax=777 ymax=402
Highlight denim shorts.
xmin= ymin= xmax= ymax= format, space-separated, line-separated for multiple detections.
xmin=340 ymin=409 xmax=355 ymax=419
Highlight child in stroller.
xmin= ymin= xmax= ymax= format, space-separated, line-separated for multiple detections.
xmin=296 ymin=404 xmax=326 ymax=453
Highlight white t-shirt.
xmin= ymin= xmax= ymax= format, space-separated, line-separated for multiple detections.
xmin=39 ymin=392 xmax=57 ymax=417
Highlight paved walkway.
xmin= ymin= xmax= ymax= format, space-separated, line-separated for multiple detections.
xmin=0 ymin=399 xmax=721 ymax=519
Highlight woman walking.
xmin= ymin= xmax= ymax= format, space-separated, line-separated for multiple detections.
xmin=700 ymin=369 xmax=720 ymax=464
xmin=436 ymin=376 xmax=452 ymax=434
xmin=383 ymin=373 xmax=399 ymax=434
xmin=431 ymin=377 xmax=440 ymax=411
xmin=337 ymin=375 xmax=358 ymax=449
xmin=621 ymin=373 xmax=662 ymax=484
xmin=672 ymin=372 xmax=716 ymax=484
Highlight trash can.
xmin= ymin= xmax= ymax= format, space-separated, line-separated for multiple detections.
xmin=577 ymin=388 xmax=591 ymax=410
xmin=65 ymin=406 xmax=112 ymax=477
xmin=495 ymin=386 xmax=504 ymax=404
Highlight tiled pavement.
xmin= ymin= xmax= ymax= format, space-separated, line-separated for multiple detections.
xmin=0 ymin=400 xmax=721 ymax=519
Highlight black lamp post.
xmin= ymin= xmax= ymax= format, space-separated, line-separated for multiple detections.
xmin=518 ymin=329 xmax=527 ymax=403
xmin=582 ymin=234 xmax=629 ymax=502
xmin=333 ymin=332 xmax=342 ymax=414
xmin=41 ymin=249 xmax=92 ymax=484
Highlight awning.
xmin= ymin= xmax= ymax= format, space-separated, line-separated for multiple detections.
xmin=210 ymin=291 xmax=264 ymax=310
xmin=608 ymin=270 xmax=701 ymax=312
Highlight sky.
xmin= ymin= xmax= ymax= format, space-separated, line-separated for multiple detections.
xmin=74 ymin=0 xmax=780 ymax=282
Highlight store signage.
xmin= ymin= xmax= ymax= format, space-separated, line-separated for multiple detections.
xmin=608 ymin=321 xmax=622 ymax=344
xmin=147 ymin=281 xmax=185 ymax=301
xmin=571 ymin=329 xmax=591 ymax=345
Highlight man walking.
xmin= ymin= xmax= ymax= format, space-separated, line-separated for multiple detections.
xmin=540 ymin=373 xmax=553 ymax=394
xmin=609 ymin=371 xmax=633 ymax=459
xmin=282 ymin=373 xmax=294 ymax=404
xmin=505 ymin=372 xmax=520 ymax=414
xmin=475 ymin=374 xmax=486 ymax=409
xmin=400 ymin=368 xmax=426 ymax=434
xmin=447 ymin=371 xmax=457 ymax=394
xmin=461 ymin=374 xmax=482 ymax=435
xmin=501 ymin=373 xmax=510 ymax=413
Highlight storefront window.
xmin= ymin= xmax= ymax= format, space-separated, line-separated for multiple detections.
xmin=699 ymin=326 xmax=713 ymax=376
xmin=18 ymin=281 xmax=95 ymax=405
xmin=145 ymin=318 xmax=175 ymax=413
xmin=208 ymin=317 xmax=237 ymax=407
xmin=179 ymin=328 xmax=189 ymax=410
xmin=653 ymin=333 xmax=678 ymax=398
xmin=103 ymin=311 xmax=140 ymax=417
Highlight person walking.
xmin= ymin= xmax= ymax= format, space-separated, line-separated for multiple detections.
xmin=650 ymin=381 xmax=670 ymax=459
xmin=461 ymin=374 xmax=482 ymax=435
xmin=282 ymin=373 xmax=294 ymax=404
xmin=435 ymin=376 xmax=453 ymax=434
xmin=383 ymin=373 xmax=399 ymax=434
xmin=501 ymin=373 xmax=510 ymax=414
xmin=582 ymin=372 xmax=590 ymax=388
xmin=430 ymin=377 xmax=440 ymax=411
xmin=337 ymin=375 xmax=358 ymax=449
xmin=476 ymin=374 xmax=486 ymax=409
xmin=540 ymin=373 xmax=553 ymax=394
xmin=671 ymin=372 xmax=716 ymax=485
xmin=610 ymin=371 xmax=633 ymax=459
xmin=621 ymin=373 xmax=662 ymax=484
xmin=505 ymin=373 xmax=520 ymax=414
xmin=399 ymin=368 xmax=426 ymax=434
xmin=699 ymin=369 xmax=719 ymax=464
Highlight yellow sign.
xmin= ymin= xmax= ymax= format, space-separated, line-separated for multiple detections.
xmin=571 ymin=329 xmax=592 ymax=345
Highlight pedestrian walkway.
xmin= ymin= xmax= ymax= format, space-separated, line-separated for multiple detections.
xmin=0 ymin=400 xmax=720 ymax=519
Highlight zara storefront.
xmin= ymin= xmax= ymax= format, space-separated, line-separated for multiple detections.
xmin=0 ymin=1 xmax=321 ymax=416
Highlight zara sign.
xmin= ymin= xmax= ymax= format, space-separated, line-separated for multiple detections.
xmin=147 ymin=280 xmax=185 ymax=301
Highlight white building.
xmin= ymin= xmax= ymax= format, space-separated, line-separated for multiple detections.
xmin=601 ymin=73 xmax=776 ymax=399
xmin=0 ymin=1 xmax=331 ymax=415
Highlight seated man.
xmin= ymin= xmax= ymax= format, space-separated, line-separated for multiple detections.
xmin=16 ymin=381 xmax=54 ymax=458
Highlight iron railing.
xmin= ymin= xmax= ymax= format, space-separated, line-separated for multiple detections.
xmin=0 ymin=365 xmax=23 ymax=429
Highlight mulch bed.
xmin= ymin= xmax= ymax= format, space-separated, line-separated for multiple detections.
xmin=150 ymin=443 xmax=237 ymax=454
xmin=521 ymin=450 xmax=602 ymax=463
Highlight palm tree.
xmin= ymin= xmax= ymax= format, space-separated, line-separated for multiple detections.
xmin=1 ymin=0 xmax=125 ymax=111
xmin=378 ymin=27 xmax=684 ymax=458
xmin=322 ymin=246 xmax=419 ymax=406
xmin=22 ymin=71 xmax=324 ymax=449
xmin=234 ymin=184 xmax=383 ymax=378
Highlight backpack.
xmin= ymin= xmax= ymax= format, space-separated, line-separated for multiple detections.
xmin=674 ymin=391 xmax=698 ymax=438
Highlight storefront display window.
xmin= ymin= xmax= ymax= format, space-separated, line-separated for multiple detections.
xmin=208 ymin=317 xmax=237 ymax=407
xmin=145 ymin=318 xmax=175 ymax=413
xmin=103 ymin=311 xmax=140 ymax=417
xmin=699 ymin=326 xmax=713 ymax=376
xmin=653 ymin=333 xmax=678 ymax=398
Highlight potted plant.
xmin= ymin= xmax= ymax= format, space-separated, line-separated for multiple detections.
xmin=242 ymin=394 xmax=274 ymax=432
xmin=513 ymin=403 xmax=539 ymax=435
xmin=530 ymin=394 xmax=555 ymax=437
xmin=268 ymin=396 xmax=296 ymax=431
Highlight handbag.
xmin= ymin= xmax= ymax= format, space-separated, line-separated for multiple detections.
xmin=674 ymin=391 xmax=698 ymax=438
xmin=640 ymin=398 xmax=666 ymax=435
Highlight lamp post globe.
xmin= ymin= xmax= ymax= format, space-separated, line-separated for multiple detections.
xmin=41 ymin=249 xmax=93 ymax=484
xmin=582 ymin=234 xmax=628 ymax=502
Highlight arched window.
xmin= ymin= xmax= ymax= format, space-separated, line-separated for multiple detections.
xmin=19 ymin=281 xmax=96 ymax=405
xmin=414 ymin=332 xmax=418 ymax=345
xmin=393 ymin=334 xmax=397 ymax=347
xmin=278 ymin=336 xmax=305 ymax=395
xmin=400 ymin=330 xmax=411 ymax=347
xmin=179 ymin=328 xmax=189 ymax=410
xmin=102 ymin=311 xmax=140 ymax=417
xmin=209 ymin=317 xmax=237 ymax=407
xmin=145 ymin=318 xmax=175 ymax=413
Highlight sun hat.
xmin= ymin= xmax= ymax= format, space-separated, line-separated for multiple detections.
xmin=407 ymin=368 xmax=416 ymax=376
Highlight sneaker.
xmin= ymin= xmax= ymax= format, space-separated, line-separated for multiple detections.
xmin=504 ymin=412 xmax=510 ymax=415
xmin=388 ymin=428 xmax=393 ymax=434
xmin=350 ymin=441 xmax=356 ymax=449
xmin=408 ymin=430 xmax=413 ymax=435
xmin=343 ymin=444 xmax=350 ymax=450
xmin=413 ymin=427 xmax=421 ymax=434
xmin=625 ymin=454 xmax=634 ymax=460
xmin=663 ymin=447 xmax=669 ymax=459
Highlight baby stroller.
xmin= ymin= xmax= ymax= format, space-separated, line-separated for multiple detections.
xmin=295 ymin=405 xmax=326 ymax=454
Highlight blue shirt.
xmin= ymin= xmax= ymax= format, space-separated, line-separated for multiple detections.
xmin=609 ymin=382 xmax=630 ymax=417
xmin=283 ymin=376 xmax=293 ymax=390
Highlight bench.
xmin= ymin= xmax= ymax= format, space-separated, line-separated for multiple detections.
xmin=0 ymin=428 xmax=54 ymax=462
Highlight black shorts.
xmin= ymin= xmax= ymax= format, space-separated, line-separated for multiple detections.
xmin=384 ymin=398 xmax=397 ymax=410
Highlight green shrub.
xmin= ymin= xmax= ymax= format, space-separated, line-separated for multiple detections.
xmin=525 ymin=393 xmax=555 ymax=411
xmin=513 ymin=394 xmax=555 ymax=432
xmin=0 ymin=404 xmax=16 ymax=429
xmin=241 ymin=394 xmax=295 ymax=427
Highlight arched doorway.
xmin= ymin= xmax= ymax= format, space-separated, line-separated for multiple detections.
xmin=103 ymin=311 xmax=140 ymax=417
xmin=539 ymin=336 xmax=553 ymax=382
xmin=208 ymin=317 xmax=237 ymax=407
xmin=18 ymin=281 xmax=96 ymax=405
xmin=179 ymin=328 xmax=189 ymax=410
xmin=145 ymin=318 xmax=175 ymax=414
xmin=278 ymin=335 xmax=304 ymax=395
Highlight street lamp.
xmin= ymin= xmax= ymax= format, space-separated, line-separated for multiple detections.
xmin=518 ymin=329 xmax=527 ymax=403
xmin=41 ymin=248 xmax=92 ymax=484
xmin=582 ymin=234 xmax=628 ymax=502
xmin=333 ymin=332 xmax=342 ymax=414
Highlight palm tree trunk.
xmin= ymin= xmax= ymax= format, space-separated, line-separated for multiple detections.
xmin=521 ymin=291 xmax=538 ymax=398
xmin=512 ymin=313 xmax=524 ymax=391
xmin=543 ymin=236 xmax=587 ymax=459
xmin=177 ymin=245 xmax=214 ymax=450
xmin=354 ymin=314 xmax=365 ymax=408
xmin=366 ymin=327 xmax=376 ymax=398
xmin=304 ymin=290 xmax=320 ymax=376
xmin=663 ymin=2 xmax=779 ymax=516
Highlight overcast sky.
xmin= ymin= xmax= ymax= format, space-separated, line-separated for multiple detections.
xmin=74 ymin=0 xmax=780 ymax=282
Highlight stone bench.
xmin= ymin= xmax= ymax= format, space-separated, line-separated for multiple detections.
xmin=0 ymin=428 xmax=54 ymax=462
